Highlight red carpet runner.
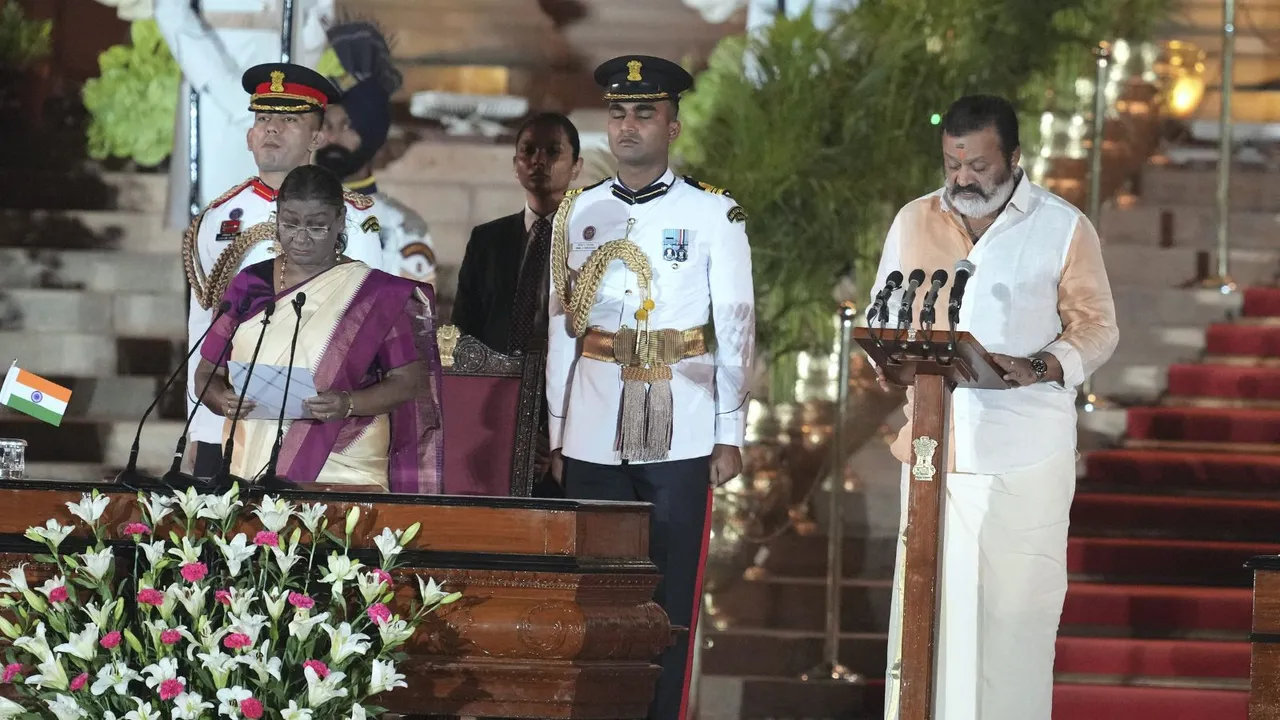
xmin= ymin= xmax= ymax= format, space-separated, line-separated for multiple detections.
xmin=1058 ymin=287 xmax=1280 ymax=718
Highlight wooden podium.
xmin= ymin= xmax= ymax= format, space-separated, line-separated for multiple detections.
xmin=853 ymin=326 xmax=1009 ymax=720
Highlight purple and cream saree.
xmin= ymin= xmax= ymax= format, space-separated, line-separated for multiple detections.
xmin=200 ymin=260 xmax=444 ymax=493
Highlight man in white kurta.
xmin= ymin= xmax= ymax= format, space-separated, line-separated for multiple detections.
xmin=182 ymin=63 xmax=383 ymax=478
xmin=873 ymin=95 xmax=1119 ymax=720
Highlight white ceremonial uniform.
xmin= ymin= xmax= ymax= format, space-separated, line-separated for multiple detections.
xmin=546 ymin=170 xmax=756 ymax=465
xmin=372 ymin=191 xmax=437 ymax=285
xmin=872 ymin=172 xmax=1118 ymax=720
xmin=155 ymin=0 xmax=332 ymax=225
xmin=184 ymin=178 xmax=384 ymax=446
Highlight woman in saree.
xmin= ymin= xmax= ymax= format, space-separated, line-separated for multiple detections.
xmin=193 ymin=165 xmax=443 ymax=492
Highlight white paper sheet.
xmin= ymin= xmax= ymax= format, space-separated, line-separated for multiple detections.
xmin=227 ymin=362 xmax=317 ymax=420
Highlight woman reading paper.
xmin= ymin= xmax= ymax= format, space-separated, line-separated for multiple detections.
xmin=193 ymin=165 xmax=443 ymax=492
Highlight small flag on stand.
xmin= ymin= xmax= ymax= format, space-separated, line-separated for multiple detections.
xmin=0 ymin=362 xmax=71 ymax=426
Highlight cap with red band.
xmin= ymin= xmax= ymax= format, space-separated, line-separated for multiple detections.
xmin=241 ymin=62 xmax=339 ymax=114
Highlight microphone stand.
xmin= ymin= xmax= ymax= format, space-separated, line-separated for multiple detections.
xmin=115 ymin=301 xmax=231 ymax=490
xmin=257 ymin=293 xmax=307 ymax=491
xmin=212 ymin=300 xmax=276 ymax=490
xmin=160 ymin=314 xmax=245 ymax=490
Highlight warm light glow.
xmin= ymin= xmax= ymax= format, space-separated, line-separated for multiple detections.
xmin=1168 ymin=74 xmax=1206 ymax=118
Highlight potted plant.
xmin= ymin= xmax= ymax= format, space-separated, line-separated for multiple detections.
xmin=0 ymin=0 xmax=52 ymax=125
xmin=81 ymin=19 xmax=180 ymax=169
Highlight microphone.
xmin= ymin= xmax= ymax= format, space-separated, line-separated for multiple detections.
xmin=866 ymin=270 xmax=903 ymax=324
xmin=114 ymin=300 xmax=232 ymax=489
xmin=919 ymin=269 xmax=949 ymax=326
xmin=896 ymin=269 xmax=927 ymax=329
xmin=213 ymin=299 xmax=276 ymax=488
xmin=160 ymin=297 xmax=252 ymax=490
xmin=948 ymin=259 xmax=977 ymax=326
xmin=258 ymin=293 xmax=307 ymax=490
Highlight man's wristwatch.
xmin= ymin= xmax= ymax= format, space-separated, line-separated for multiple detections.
xmin=1029 ymin=357 xmax=1048 ymax=381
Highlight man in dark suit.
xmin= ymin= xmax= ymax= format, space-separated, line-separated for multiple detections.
xmin=452 ymin=112 xmax=584 ymax=495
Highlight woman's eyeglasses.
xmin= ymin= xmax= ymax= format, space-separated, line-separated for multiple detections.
xmin=279 ymin=223 xmax=332 ymax=240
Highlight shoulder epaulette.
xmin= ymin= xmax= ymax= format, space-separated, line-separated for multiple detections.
xmin=208 ymin=178 xmax=256 ymax=210
xmin=566 ymin=177 xmax=610 ymax=199
xmin=683 ymin=175 xmax=733 ymax=198
xmin=343 ymin=189 xmax=375 ymax=211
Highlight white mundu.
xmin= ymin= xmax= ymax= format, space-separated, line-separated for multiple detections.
xmin=546 ymin=170 xmax=756 ymax=465
xmin=182 ymin=178 xmax=383 ymax=446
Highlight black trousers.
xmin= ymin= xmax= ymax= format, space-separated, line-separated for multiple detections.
xmin=193 ymin=441 xmax=222 ymax=479
xmin=563 ymin=456 xmax=712 ymax=720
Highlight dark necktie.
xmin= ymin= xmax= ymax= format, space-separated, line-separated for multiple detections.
xmin=509 ymin=216 xmax=552 ymax=352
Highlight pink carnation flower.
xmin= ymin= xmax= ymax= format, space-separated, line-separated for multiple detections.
xmin=159 ymin=677 xmax=185 ymax=701
xmin=137 ymin=588 xmax=166 ymax=606
xmin=160 ymin=629 xmax=182 ymax=646
xmin=252 ymin=531 xmax=278 ymax=547
xmin=302 ymin=659 xmax=329 ymax=679
xmin=214 ymin=589 xmax=233 ymax=606
xmin=367 ymin=602 xmax=392 ymax=625
xmin=100 ymin=631 xmax=122 ymax=649
xmin=47 ymin=585 xmax=68 ymax=604
xmin=370 ymin=568 xmax=393 ymax=587
xmin=123 ymin=522 xmax=150 ymax=536
xmin=70 ymin=672 xmax=88 ymax=692
xmin=239 ymin=697 xmax=264 ymax=720
xmin=2 ymin=663 xmax=22 ymax=683
xmin=287 ymin=592 xmax=315 ymax=610
xmin=179 ymin=562 xmax=207 ymax=583
xmin=222 ymin=632 xmax=252 ymax=650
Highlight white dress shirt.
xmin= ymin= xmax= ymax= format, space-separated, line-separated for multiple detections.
xmin=546 ymin=170 xmax=756 ymax=465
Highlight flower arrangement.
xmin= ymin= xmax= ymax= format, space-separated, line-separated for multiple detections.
xmin=0 ymin=486 xmax=460 ymax=720
xmin=81 ymin=20 xmax=180 ymax=168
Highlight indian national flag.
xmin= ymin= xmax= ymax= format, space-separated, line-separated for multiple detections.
xmin=0 ymin=364 xmax=71 ymax=427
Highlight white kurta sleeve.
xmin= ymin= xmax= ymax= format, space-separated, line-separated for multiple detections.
xmin=153 ymin=0 xmax=248 ymax=122
xmin=710 ymin=207 xmax=755 ymax=447
xmin=870 ymin=210 xmax=905 ymax=325
xmin=546 ymin=222 xmax=577 ymax=452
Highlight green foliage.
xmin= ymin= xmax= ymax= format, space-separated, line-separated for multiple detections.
xmin=0 ymin=0 xmax=51 ymax=70
xmin=82 ymin=20 xmax=180 ymax=168
xmin=677 ymin=0 xmax=1177 ymax=370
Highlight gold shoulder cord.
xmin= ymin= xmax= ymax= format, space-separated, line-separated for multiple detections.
xmin=197 ymin=222 xmax=277 ymax=310
xmin=550 ymin=188 xmax=580 ymax=310
xmin=181 ymin=210 xmax=210 ymax=305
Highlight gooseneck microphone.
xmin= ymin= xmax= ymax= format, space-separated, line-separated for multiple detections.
xmin=866 ymin=270 xmax=903 ymax=324
xmin=114 ymin=300 xmax=232 ymax=489
xmin=948 ymin=259 xmax=977 ymax=326
xmin=919 ymin=269 xmax=950 ymax=327
xmin=896 ymin=269 xmax=927 ymax=329
xmin=214 ymin=299 xmax=276 ymax=487
xmin=258 ymin=292 xmax=307 ymax=489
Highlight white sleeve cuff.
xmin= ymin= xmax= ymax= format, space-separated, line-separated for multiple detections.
xmin=548 ymin=414 xmax=565 ymax=452
xmin=1043 ymin=339 xmax=1085 ymax=388
xmin=714 ymin=414 xmax=746 ymax=447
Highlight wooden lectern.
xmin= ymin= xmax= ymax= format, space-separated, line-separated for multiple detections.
xmin=853 ymin=326 xmax=1009 ymax=720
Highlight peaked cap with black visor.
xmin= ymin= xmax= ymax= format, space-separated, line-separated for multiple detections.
xmin=594 ymin=55 xmax=694 ymax=103
xmin=241 ymin=63 xmax=338 ymax=114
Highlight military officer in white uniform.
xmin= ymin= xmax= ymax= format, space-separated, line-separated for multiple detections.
xmin=546 ymin=55 xmax=755 ymax=720
xmin=183 ymin=63 xmax=384 ymax=478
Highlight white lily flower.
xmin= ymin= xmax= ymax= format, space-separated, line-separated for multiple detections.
xmin=356 ymin=571 xmax=386 ymax=604
xmin=123 ymin=700 xmax=161 ymax=720
xmin=215 ymin=686 xmax=252 ymax=719
xmin=166 ymin=536 xmax=202 ymax=565
xmin=197 ymin=486 xmax=242 ymax=524
xmin=195 ymin=650 xmax=237 ymax=689
xmin=270 ymin=538 xmax=301 ymax=575
xmin=82 ymin=599 xmax=117 ymax=628
xmin=262 ymin=587 xmax=288 ymax=621
xmin=0 ymin=696 xmax=25 ymax=719
xmin=14 ymin=621 xmax=53 ymax=662
xmin=348 ymin=705 xmax=367 ymax=720
xmin=319 ymin=552 xmax=362 ymax=597
xmin=172 ymin=487 xmax=205 ymax=522
xmin=253 ymin=495 xmax=294 ymax=532
xmin=169 ymin=584 xmax=206 ymax=619
xmin=280 ymin=700 xmax=313 ymax=720
xmin=213 ymin=534 xmax=255 ymax=577
xmin=227 ymin=613 xmax=270 ymax=646
xmin=65 ymin=493 xmax=110 ymax=526
xmin=376 ymin=617 xmax=414 ymax=650
xmin=373 ymin=527 xmax=402 ymax=564
xmin=321 ymin=622 xmax=371 ymax=664
xmin=417 ymin=576 xmax=460 ymax=607
xmin=139 ymin=493 xmax=175 ymax=527
xmin=288 ymin=610 xmax=330 ymax=642
xmin=0 ymin=562 xmax=29 ymax=594
xmin=90 ymin=661 xmax=139 ymax=696
xmin=44 ymin=694 xmax=86 ymax=720
xmin=155 ymin=583 xmax=181 ymax=620
xmin=52 ymin=622 xmax=98 ymax=661
xmin=138 ymin=540 xmax=167 ymax=568
xmin=368 ymin=658 xmax=408 ymax=695
xmin=26 ymin=656 xmax=70 ymax=690
xmin=304 ymin=666 xmax=349 ymax=708
xmin=36 ymin=576 xmax=67 ymax=601
xmin=171 ymin=692 xmax=213 ymax=720
xmin=224 ymin=587 xmax=258 ymax=617
xmin=78 ymin=546 xmax=114 ymax=582
xmin=24 ymin=519 xmax=73 ymax=549
xmin=140 ymin=657 xmax=179 ymax=688
xmin=296 ymin=502 xmax=328 ymax=533
xmin=236 ymin=640 xmax=282 ymax=685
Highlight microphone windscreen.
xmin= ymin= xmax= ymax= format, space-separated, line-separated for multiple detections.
xmin=954 ymin=259 xmax=976 ymax=276
xmin=294 ymin=292 xmax=307 ymax=307
xmin=263 ymin=300 xmax=277 ymax=317
xmin=908 ymin=268 xmax=926 ymax=286
xmin=930 ymin=268 xmax=949 ymax=285
xmin=885 ymin=270 xmax=904 ymax=288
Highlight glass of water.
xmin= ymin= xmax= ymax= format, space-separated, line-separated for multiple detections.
xmin=0 ymin=438 xmax=27 ymax=480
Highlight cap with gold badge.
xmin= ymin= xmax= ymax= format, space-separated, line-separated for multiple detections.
xmin=593 ymin=55 xmax=694 ymax=102
xmin=241 ymin=63 xmax=339 ymax=114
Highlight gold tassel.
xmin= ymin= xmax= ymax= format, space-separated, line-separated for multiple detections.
xmin=643 ymin=365 xmax=674 ymax=462
xmin=619 ymin=366 xmax=650 ymax=461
